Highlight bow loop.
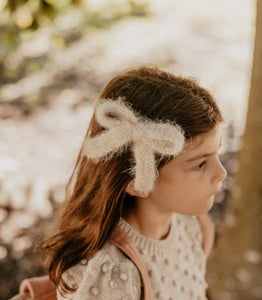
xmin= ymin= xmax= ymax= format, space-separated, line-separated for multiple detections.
xmin=83 ymin=124 xmax=132 ymax=160
xmin=96 ymin=98 xmax=137 ymax=129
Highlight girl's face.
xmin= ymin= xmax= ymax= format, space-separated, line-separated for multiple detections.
xmin=146 ymin=124 xmax=227 ymax=216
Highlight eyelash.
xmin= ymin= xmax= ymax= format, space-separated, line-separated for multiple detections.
xmin=196 ymin=160 xmax=207 ymax=170
xmin=194 ymin=142 xmax=223 ymax=170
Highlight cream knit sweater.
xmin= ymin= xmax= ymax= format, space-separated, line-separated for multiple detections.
xmin=57 ymin=213 xmax=208 ymax=300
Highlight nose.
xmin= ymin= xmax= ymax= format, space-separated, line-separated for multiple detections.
xmin=213 ymin=159 xmax=227 ymax=183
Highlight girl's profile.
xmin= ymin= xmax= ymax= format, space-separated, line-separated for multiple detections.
xmin=38 ymin=66 xmax=227 ymax=300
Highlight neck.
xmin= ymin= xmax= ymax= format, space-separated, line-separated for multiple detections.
xmin=123 ymin=198 xmax=173 ymax=240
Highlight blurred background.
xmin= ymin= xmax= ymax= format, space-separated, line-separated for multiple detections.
xmin=0 ymin=0 xmax=261 ymax=299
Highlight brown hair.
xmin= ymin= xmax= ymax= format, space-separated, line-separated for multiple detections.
xmin=39 ymin=66 xmax=223 ymax=294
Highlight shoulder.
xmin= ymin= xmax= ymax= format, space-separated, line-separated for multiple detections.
xmin=57 ymin=242 xmax=141 ymax=300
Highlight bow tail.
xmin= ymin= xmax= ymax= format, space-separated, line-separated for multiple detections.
xmin=133 ymin=143 xmax=157 ymax=194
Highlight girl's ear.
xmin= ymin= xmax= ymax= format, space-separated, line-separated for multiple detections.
xmin=125 ymin=180 xmax=150 ymax=198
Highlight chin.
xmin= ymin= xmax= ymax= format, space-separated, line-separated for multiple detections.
xmin=206 ymin=196 xmax=215 ymax=211
xmin=196 ymin=196 xmax=214 ymax=215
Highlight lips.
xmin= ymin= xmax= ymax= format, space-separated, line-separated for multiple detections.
xmin=213 ymin=183 xmax=222 ymax=195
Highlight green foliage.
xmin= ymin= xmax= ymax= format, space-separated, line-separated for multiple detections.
xmin=0 ymin=0 xmax=149 ymax=114
xmin=3 ymin=0 xmax=75 ymax=29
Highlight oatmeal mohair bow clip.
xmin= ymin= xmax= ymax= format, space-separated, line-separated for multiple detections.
xmin=82 ymin=98 xmax=185 ymax=194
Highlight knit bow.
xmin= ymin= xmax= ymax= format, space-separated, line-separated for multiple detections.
xmin=82 ymin=98 xmax=185 ymax=194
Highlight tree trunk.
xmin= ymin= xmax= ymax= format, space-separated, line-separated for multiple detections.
xmin=206 ymin=1 xmax=262 ymax=299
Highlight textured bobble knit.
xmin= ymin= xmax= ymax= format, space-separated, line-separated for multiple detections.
xmin=57 ymin=213 xmax=208 ymax=300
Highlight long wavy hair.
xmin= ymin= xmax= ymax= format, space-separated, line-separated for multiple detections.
xmin=39 ymin=66 xmax=223 ymax=294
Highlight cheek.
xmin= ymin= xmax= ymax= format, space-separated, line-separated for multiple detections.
xmin=158 ymin=172 xmax=193 ymax=196
xmin=177 ymin=180 xmax=202 ymax=199
xmin=173 ymin=173 xmax=208 ymax=201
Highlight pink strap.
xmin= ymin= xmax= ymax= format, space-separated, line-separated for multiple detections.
xmin=19 ymin=276 xmax=56 ymax=300
xmin=109 ymin=226 xmax=153 ymax=300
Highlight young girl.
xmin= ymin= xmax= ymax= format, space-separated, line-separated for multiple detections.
xmin=39 ymin=66 xmax=227 ymax=300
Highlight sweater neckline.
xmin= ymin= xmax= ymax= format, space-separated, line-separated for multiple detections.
xmin=118 ymin=214 xmax=177 ymax=256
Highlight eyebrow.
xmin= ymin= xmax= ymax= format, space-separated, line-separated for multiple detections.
xmin=185 ymin=137 xmax=223 ymax=162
